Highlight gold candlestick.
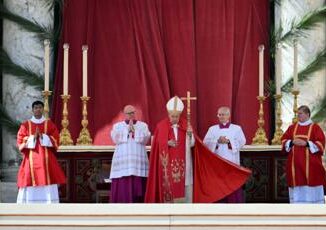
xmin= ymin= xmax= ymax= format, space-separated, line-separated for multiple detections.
xmin=292 ymin=90 xmax=299 ymax=123
xmin=59 ymin=95 xmax=74 ymax=145
xmin=42 ymin=90 xmax=52 ymax=119
xmin=252 ymin=96 xmax=268 ymax=145
xmin=76 ymin=96 xmax=92 ymax=145
xmin=272 ymin=94 xmax=284 ymax=145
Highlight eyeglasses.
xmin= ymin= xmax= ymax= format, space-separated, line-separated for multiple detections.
xmin=125 ymin=111 xmax=135 ymax=115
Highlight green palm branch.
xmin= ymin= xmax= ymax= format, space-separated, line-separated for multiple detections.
xmin=270 ymin=26 xmax=283 ymax=58
xmin=0 ymin=104 xmax=20 ymax=135
xmin=42 ymin=0 xmax=64 ymax=47
xmin=43 ymin=0 xmax=64 ymax=11
xmin=0 ymin=48 xmax=44 ymax=90
xmin=312 ymin=97 xmax=326 ymax=123
xmin=279 ymin=6 xmax=326 ymax=44
xmin=0 ymin=3 xmax=55 ymax=43
xmin=281 ymin=48 xmax=326 ymax=92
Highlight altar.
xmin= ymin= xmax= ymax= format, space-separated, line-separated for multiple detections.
xmin=57 ymin=145 xmax=287 ymax=203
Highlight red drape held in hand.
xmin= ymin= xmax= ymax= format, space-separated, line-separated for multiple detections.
xmin=193 ymin=136 xmax=251 ymax=203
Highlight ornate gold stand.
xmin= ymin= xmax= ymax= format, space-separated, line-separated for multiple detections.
xmin=292 ymin=90 xmax=299 ymax=123
xmin=59 ymin=95 xmax=74 ymax=145
xmin=271 ymin=94 xmax=283 ymax=145
xmin=76 ymin=96 xmax=93 ymax=145
xmin=42 ymin=90 xmax=52 ymax=119
xmin=252 ymin=96 xmax=268 ymax=145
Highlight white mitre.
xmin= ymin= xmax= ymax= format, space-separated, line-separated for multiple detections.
xmin=166 ymin=96 xmax=184 ymax=114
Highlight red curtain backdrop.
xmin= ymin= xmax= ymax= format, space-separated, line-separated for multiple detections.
xmin=52 ymin=0 xmax=271 ymax=145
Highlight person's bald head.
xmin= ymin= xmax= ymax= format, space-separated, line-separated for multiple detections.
xmin=123 ymin=105 xmax=136 ymax=120
xmin=217 ymin=106 xmax=231 ymax=123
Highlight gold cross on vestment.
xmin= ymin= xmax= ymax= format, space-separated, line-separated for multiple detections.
xmin=181 ymin=91 xmax=197 ymax=135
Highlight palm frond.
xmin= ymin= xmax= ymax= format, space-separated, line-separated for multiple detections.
xmin=270 ymin=26 xmax=284 ymax=58
xmin=0 ymin=3 xmax=55 ymax=43
xmin=43 ymin=0 xmax=64 ymax=11
xmin=42 ymin=0 xmax=63 ymax=44
xmin=281 ymin=48 xmax=326 ymax=92
xmin=0 ymin=48 xmax=44 ymax=90
xmin=276 ymin=6 xmax=326 ymax=45
xmin=312 ymin=97 xmax=326 ymax=123
xmin=265 ymin=80 xmax=276 ymax=96
xmin=0 ymin=104 xmax=20 ymax=135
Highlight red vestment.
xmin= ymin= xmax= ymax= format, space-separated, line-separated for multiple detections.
xmin=281 ymin=122 xmax=326 ymax=187
xmin=145 ymin=118 xmax=251 ymax=203
xmin=16 ymin=119 xmax=66 ymax=188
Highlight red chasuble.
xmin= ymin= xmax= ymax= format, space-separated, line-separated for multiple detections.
xmin=145 ymin=118 xmax=251 ymax=203
xmin=281 ymin=122 xmax=326 ymax=187
xmin=16 ymin=119 xmax=66 ymax=188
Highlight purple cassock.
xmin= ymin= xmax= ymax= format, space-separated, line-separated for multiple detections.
xmin=111 ymin=176 xmax=147 ymax=203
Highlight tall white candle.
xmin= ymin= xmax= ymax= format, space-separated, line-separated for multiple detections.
xmin=275 ymin=43 xmax=282 ymax=95
xmin=82 ymin=45 xmax=88 ymax=97
xmin=293 ymin=40 xmax=298 ymax=91
xmin=44 ymin=40 xmax=50 ymax=91
xmin=63 ymin=43 xmax=69 ymax=95
xmin=258 ymin=45 xmax=265 ymax=97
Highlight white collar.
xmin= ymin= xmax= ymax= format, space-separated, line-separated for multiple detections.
xmin=298 ymin=119 xmax=312 ymax=126
xmin=30 ymin=116 xmax=46 ymax=124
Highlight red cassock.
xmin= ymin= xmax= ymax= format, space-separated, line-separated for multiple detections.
xmin=145 ymin=118 xmax=251 ymax=203
xmin=16 ymin=119 xmax=66 ymax=188
xmin=281 ymin=122 xmax=326 ymax=187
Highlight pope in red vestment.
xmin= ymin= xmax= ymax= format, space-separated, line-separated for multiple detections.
xmin=145 ymin=96 xmax=251 ymax=203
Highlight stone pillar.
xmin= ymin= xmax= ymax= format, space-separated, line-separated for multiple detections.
xmin=1 ymin=0 xmax=54 ymax=202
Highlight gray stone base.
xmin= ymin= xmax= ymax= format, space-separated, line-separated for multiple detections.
xmin=0 ymin=182 xmax=18 ymax=203
xmin=1 ymin=166 xmax=19 ymax=182
xmin=0 ymin=166 xmax=19 ymax=203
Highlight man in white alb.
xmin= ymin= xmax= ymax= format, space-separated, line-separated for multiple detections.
xmin=203 ymin=106 xmax=246 ymax=202
xmin=109 ymin=105 xmax=151 ymax=203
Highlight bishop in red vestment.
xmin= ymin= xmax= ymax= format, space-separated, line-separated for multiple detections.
xmin=145 ymin=96 xmax=251 ymax=203
xmin=281 ymin=105 xmax=325 ymax=203
xmin=16 ymin=101 xmax=66 ymax=203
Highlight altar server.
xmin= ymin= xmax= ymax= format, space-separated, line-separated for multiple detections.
xmin=281 ymin=105 xmax=326 ymax=203
xmin=16 ymin=101 xmax=66 ymax=203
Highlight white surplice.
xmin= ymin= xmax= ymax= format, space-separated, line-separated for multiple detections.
xmin=109 ymin=121 xmax=150 ymax=179
xmin=203 ymin=123 xmax=246 ymax=165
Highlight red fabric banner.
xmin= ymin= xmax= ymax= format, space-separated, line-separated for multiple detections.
xmin=52 ymin=0 xmax=270 ymax=144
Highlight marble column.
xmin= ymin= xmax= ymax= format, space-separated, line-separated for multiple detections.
xmin=1 ymin=0 xmax=54 ymax=202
